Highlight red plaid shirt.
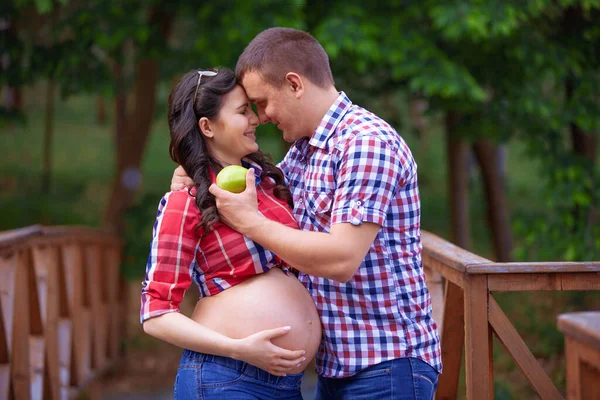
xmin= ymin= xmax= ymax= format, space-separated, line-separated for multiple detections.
xmin=140 ymin=159 xmax=298 ymax=323
xmin=279 ymin=92 xmax=442 ymax=377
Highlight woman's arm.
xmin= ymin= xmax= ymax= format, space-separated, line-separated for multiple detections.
xmin=143 ymin=312 xmax=306 ymax=376
xmin=141 ymin=192 xmax=306 ymax=375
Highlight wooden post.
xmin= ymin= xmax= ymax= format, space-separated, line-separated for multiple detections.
xmin=0 ymin=251 xmax=32 ymax=399
xmin=0 ymin=253 xmax=16 ymax=400
xmin=106 ymin=247 xmax=121 ymax=361
xmin=424 ymin=267 xmax=445 ymax=332
xmin=85 ymin=245 xmax=108 ymax=371
xmin=436 ymin=280 xmax=465 ymax=400
xmin=32 ymin=245 xmax=62 ymax=400
xmin=61 ymin=244 xmax=92 ymax=387
xmin=464 ymin=274 xmax=492 ymax=400
xmin=558 ymin=312 xmax=600 ymax=400
xmin=27 ymin=247 xmax=45 ymax=400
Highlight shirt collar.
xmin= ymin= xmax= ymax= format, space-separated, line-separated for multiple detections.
xmin=308 ymin=91 xmax=353 ymax=150
xmin=241 ymin=157 xmax=263 ymax=185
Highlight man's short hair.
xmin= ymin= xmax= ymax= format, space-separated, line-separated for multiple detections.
xmin=236 ymin=27 xmax=334 ymax=89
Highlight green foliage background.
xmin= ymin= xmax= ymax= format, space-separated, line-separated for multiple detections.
xmin=2 ymin=0 xmax=600 ymax=397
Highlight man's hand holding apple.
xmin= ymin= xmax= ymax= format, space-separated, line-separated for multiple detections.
xmin=209 ymin=168 xmax=263 ymax=235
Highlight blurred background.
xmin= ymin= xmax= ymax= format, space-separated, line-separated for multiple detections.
xmin=1 ymin=0 xmax=599 ymax=398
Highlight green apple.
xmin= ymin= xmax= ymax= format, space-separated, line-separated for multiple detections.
xmin=216 ymin=165 xmax=248 ymax=193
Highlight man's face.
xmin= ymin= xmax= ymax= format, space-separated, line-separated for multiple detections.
xmin=241 ymin=71 xmax=306 ymax=143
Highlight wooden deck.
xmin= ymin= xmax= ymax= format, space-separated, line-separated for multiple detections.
xmin=0 ymin=225 xmax=124 ymax=399
xmin=422 ymin=231 xmax=600 ymax=400
xmin=0 ymin=225 xmax=598 ymax=399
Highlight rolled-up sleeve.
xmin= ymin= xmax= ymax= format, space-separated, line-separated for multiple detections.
xmin=331 ymin=132 xmax=414 ymax=227
xmin=140 ymin=191 xmax=198 ymax=323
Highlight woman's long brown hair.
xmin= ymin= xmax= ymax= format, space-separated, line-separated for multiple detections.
xmin=167 ymin=68 xmax=293 ymax=234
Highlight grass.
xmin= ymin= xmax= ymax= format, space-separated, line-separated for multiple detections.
xmin=2 ymin=83 xmax=598 ymax=398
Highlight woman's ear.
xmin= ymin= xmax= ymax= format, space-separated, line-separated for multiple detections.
xmin=198 ymin=117 xmax=214 ymax=138
xmin=285 ymin=72 xmax=304 ymax=98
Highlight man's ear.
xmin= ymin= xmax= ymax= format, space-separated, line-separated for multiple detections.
xmin=285 ymin=73 xmax=304 ymax=98
xmin=198 ymin=117 xmax=214 ymax=138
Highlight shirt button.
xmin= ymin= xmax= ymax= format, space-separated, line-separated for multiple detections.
xmin=298 ymin=198 xmax=303 ymax=203
xmin=356 ymin=200 xmax=362 ymax=206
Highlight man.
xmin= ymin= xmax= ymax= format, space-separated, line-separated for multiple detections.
xmin=172 ymin=27 xmax=441 ymax=399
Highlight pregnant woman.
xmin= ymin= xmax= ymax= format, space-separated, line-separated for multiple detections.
xmin=140 ymin=68 xmax=321 ymax=399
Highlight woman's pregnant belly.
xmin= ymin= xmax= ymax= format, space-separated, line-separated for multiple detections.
xmin=191 ymin=268 xmax=321 ymax=373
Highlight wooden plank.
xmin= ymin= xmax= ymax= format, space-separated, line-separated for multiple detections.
xmin=11 ymin=251 xmax=32 ymax=399
xmin=488 ymin=273 xmax=600 ymax=292
xmin=487 ymin=273 xmax=562 ymax=292
xmin=106 ymin=248 xmax=121 ymax=360
xmin=424 ymin=267 xmax=444 ymax=331
xmin=557 ymin=312 xmax=600 ymax=351
xmin=577 ymin=342 xmax=600 ymax=367
xmin=0 ymin=225 xmax=43 ymax=253
xmin=0 ymin=253 xmax=17 ymax=355
xmin=85 ymin=245 xmax=107 ymax=371
xmin=29 ymin=336 xmax=45 ymax=399
xmin=57 ymin=318 xmax=72 ymax=400
xmin=32 ymin=245 xmax=62 ymax=400
xmin=580 ymin=356 xmax=600 ymax=400
xmin=463 ymin=274 xmax=492 ymax=400
xmin=488 ymin=296 xmax=562 ymax=400
xmin=467 ymin=261 xmax=600 ymax=274
xmin=26 ymin=245 xmax=46 ymax=400
xmin=423 ymin=257 xmax=465 ymax=288
xmin=81 ymin=309 xmax=92 ymax=384
xmin=435 ymin=280 xmax=464 ymax=400
xmin=564 ymin=338 xmax=580 ymax=400
xmin=561 ymin=273 xmax=600 ymax=291
xmin=0 ymin=365 xmax=8 ymax=400
xmin=0 ymin=254 xmax=11 ymax=400
xmin=61 ymin=244 xmax=89 ymax=387
xmin=421 ymin=231 xmax=491 ymax=273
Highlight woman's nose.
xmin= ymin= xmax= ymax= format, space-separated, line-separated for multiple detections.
xmin=250 ymin=110 xmax=259 ymax=126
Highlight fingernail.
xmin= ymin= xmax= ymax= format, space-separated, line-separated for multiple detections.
xmin=302 ymin=357 xmax=306 ymax=362
xmin=296 ymin=363 xmax=301 ymax=368
xmin=283 ymin=326 xmax=291 ymax=331
xmin=302 ymin=351 xmax=306 ymax=355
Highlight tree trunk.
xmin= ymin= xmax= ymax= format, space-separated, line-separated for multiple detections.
xmin=570 ymin=125 xmax=597 ymax=163
xmin=565 ymin=76 xmax=598 ymax=237
xmin=103 ymin=10 xmax=174 ymax=234
xmin=96 ymin=96 xmax=107 ymax=125
xmin=472 ymin=140 xmax=513 ymax=261
xmin=445 ymin=111 xmax=471 ymax=249
xmin=42 ymin=79 xmax=56 ymax=193
xmin=1 ymin=18 xmax=23 ymax=113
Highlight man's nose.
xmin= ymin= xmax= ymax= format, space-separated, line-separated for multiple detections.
xmin=258 ymin=109 xmax=271 ymax=124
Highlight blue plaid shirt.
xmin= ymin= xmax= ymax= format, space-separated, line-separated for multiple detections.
xmin=278 ymin=92 xmax=442 ymax=378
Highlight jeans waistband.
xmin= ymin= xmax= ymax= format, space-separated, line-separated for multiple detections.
xmin=182 ymin=349 xmax=303 ymax=388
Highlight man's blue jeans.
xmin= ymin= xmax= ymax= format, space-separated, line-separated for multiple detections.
xmin=314 ymin=357 xmax=439 ymax=400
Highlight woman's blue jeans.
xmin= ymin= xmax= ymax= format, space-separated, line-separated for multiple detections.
xmin=174 ymin=349 xmax=303 ymax=399
xmin=314 ymin=357 xmax=439 ymax=400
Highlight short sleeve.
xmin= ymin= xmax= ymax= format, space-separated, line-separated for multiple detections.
xmin=331 ymin=133 xmax=416 ymax=227
xmin=140 ymin=191 xmax=199 ymax=323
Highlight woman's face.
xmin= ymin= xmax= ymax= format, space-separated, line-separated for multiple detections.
xmin=205 ymin=85 xmax=259 ymax=166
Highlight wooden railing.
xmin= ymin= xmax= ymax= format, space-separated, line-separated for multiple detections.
xmin=422 ymin=231 xmax=600 ymax=400
xmin=0 ymin=225 xmax=125 ymax=400
xmin=557 ymin=311 xmax=600 ymax=400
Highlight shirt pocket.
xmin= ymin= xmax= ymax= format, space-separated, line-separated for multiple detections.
xmin=303 ymin=190 xmax=334 ymax=218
